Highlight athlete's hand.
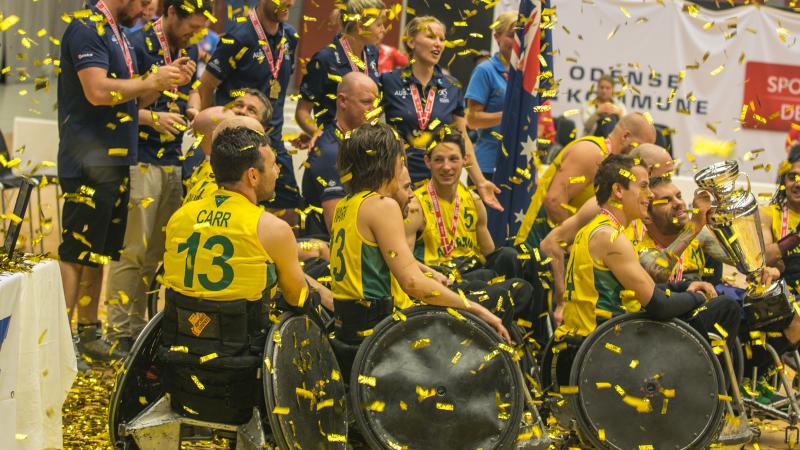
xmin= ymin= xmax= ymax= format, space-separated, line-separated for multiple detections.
xmin=471 ymin=302 xmax=511 ymax=344
xmin=691 ymin=189 xmax=713 ymax=230
xmin=687 ymin=281 xmax=717 ymax=299
xmin=147 ymin=64 xmax=184 ymax=92
xmin=761 ymin=266 xmax=781 ymax=287
xmin=476 ymin=179 xmax=503 ymax=212
xmin=553 ymin=301 xmax=565 ymax=326
xmin=171 ymin=56 xmax=196 ymax=87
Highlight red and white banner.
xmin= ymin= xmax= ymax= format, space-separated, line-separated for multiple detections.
xmin=547 ymin=0 xmax=800 ymax=182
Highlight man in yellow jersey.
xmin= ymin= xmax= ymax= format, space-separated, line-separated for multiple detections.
xmin=515 ymin=113 xmax=656 ymax=251
xmin=762 ymin=146 xmax=800 ymax=283
xmin=538 ymin=144 xmax=673 ymax=317
xmin=329 ymin=123 xmax=509 ymax=373
xmin=556 ymin=155 xmax=741 ymax=382
xmin=160 ymin=126 xmax=324 ymax=421
xmin=403 ymin=127 xmax=546 ymax=341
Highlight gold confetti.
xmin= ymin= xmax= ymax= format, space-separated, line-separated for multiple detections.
xmin=358 ymin=374 xmax=376 ymax=387
xmin=190 ymin=374 xmax=205 ymax=390
xmin=604 ymin=342 xmax=621 ymax=354
xmin=272 ymin=406 xmax=290 ymax=415
xmin=199 ymin=352 xmax=218 ymax=363
xmin=411 ymin=338 xmax=430 ymax=349
xmin=435 ymin=402 xmax=454 ymax=411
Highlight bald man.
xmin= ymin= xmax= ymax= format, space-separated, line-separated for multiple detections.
xmin=515 ymin=113 xmax=656 ymax=251
xmin=301 ymin=72 xmax=379 ymax=232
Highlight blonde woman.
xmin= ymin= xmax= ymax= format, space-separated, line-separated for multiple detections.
xmin=296 ymin=0 xmax=386 ymax=137
xmin=380 ymin=16 xmax=502 ymax=210
xmin=464 ymin=11 xmax=517 ymax=179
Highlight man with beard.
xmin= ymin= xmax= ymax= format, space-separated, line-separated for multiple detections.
xmin=515 ymin=113 xmax=656 ymax=251
xmin=106 ymin=0 xmax=210 ymax=353
xmin=199 ymin=0 xmax=303 ymax=227
xmin=58 ymin=0 xmax=193 ymax=366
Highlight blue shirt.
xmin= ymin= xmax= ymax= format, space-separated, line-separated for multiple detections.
xmin=205 ymin=20 xmax=298 ymax=151
xmin=465 ymin=54 xmax=507 ymax=174
xmin=57 ymin=4 xmax=140 ymax=178
xmin=380 ymin=65 xmax=465 ymax=183
xmin=126 ymin=23 xmax=199 ymax=166
xmin=299 ymin=34 xmax=379 ymax=128
xmin=301 ymin=125 xmax=346 ymax=207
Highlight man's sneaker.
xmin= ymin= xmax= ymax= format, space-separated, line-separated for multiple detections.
xmin=72 ymin=337 xmax=91 ymax=372
xmin=76 ymin=323 xmax=127 ymax=361
xmin=757 ymin=376 xmax=787 ymax=405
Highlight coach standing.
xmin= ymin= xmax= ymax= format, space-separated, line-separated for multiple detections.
xmin=58 ymin=0 xmax=190 ymax=363
xmin=197 ymin=0 xmax=303 ymax=226
xmin=105 ymin=0 xmax=209 ymax=353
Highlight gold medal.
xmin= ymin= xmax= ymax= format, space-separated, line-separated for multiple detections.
xmin=269 ymin=79 xmax=281 ymax=100
xmin=167 ymin=101 xmax=180 ymax=114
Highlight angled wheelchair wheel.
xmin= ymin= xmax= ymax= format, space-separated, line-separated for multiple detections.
xmin=109 ymin=312 xmax=164 ymax=448
xmin=350 ymin=306 xmax=526 ymax=450
xmin=264 ymin=312 xmax=348 ymax=449
xmin=569 ymin=313 xmax=726 ymax=450
xmin=146 ymin=265 xmax=164 ymax=320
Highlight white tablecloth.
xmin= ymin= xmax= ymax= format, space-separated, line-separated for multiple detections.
xmin=0 ymin=259 xmax=76 ymax=449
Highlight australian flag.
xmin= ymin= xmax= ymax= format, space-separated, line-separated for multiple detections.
xmin=487 ymin=0 xmax=554 ymax=245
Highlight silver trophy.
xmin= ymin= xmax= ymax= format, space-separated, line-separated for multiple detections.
xmin=695 ymin=160 xmax=795 ymax=330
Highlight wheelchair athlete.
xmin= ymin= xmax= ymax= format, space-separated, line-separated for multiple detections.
xmin=554 ymin=155 xmax=742 ymax=385
xmin=159 ymin=125 xmax=325 ymax=423
xmin=403 ymin=126 xmax=548 ymax=345
xmin=328 ymin=122 xmax=510 ymax=376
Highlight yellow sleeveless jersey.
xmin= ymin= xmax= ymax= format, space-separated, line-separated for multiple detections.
xmin=184 ymin=161 xmax=217 ymax=205
xmin=771 ymin=204 xmax=800 ymax=242
xmin=163 ymin=188 xmax=277 ymax=301
xmin=625 ymin=220 xmax=706 ymax=282
xmin=413 ymin=182 xmax=483 ymax=267
xmin=556 ymin=213 xmax=635 ymax=338
xmin=330 ymin=192 xmax=412 ymax=309
xmin=514 ymin=135 xmax=608 ymax=249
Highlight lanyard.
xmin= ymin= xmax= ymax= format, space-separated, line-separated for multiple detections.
xmin=428 ymin=181 xmax=460 ymax=257
xmin=782 ymin=206 xmax=791 ymax=239
xmin=248 ymin=10 xmax=285 ymax=81
xmin=409 ymin=84 xmax=437 ymax=131
xmin=96 ymin=1 xmax=134 ymax=77
xmin=152 ymin=18 xmax=178 ymax=94
xmin=600 ymin=209 xmax=622 ymax=229
xmin=339 ymin=36 xmax=368 ymax=74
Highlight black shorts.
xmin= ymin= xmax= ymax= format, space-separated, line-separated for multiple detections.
xmin=264 ymin=146 xmax=302 ymax=209
xmin=58 ymin=165 xmax=130 ymax=267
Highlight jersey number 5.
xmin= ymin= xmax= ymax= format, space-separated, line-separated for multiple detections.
xmin=178 ymin=232 xmax=234 ymax=291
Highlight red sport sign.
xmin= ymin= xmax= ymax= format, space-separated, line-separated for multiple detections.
xmin=743 ymin=61 xmax=800 ymax=131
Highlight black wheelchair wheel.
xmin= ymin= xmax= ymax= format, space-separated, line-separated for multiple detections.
xmin=349 ymin=306 xmax=526 ymax=450
xmin=109 ymin=312 xmax=164 ymax=448
xmin=146 ymin=265 xmax=164 ymax=320
xmin=263 ymin=312 xmax=348 ymax=449
xmin=569 ymin=313 xmax=726 ymax=450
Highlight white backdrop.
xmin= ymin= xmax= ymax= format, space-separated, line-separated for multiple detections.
xmin=547 ymin=0 xmax=800 ymax=183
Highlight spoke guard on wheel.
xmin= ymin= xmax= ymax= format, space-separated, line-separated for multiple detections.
xmin=569 ymin=313 xmax=726 ymax=450
xmin=264 ymin=312 xmax=348 ymax=449
xmin=350 ymin=306 xmax=528 ymax=450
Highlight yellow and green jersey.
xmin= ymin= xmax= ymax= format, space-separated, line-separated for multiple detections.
xmin=183 ymin=160 xmax=217 ymax=204
xmin=329 ymin=191 xmax=412 ymax=309
xmin=771 ymin=203 xmax=800 ymax=244
xmin=557 ymin=213 xmax=634 ymax=338
xmin=626 ymin=220 xmax=706 ymax=282
xmin=515 ymin=135 xmax=608 ymax=249
xmin=412 ymin=182 xmax=483 ymax=267
xmin=163 ymin=188 xmax=277 ymax=301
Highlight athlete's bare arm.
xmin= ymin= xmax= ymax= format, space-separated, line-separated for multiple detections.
xmin=591 ymin=227 xmax=656 ymax=306
xmin=258 ymin=212 xmax=310 ymax=307
xmin=543 ymin=142 xmax=604 ymax=224
xmin=473 ymin=191 xmax=496 ymax=258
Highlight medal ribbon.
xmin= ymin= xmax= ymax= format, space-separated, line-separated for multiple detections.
xmin=410 ymin=84 xmax=437 ymax=131
xmin=428 ymin=181 xmax=460 ymax=257
xmin=248 ymin=10 xmax=285 ymax=81
xmin=339 ymin=36 xmax=368 ymax=74
xmin=600 ymin=209 xmax=622 ymax=229
xmin=782 ymin=206 xmax=790 ymax=239
xmin=96 ymin=0 xmax=134 ymax=77
xmin=152 ymin=18 xmax=179 ymax=94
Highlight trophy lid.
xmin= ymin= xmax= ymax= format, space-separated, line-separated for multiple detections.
xmin=694 ymin=160 xmax=740 ymax=196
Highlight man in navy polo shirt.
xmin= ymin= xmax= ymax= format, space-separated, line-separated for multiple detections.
xmin=302 ymin=72 xmax=378 ymax=233
xmin=198 ymin=0 xmax=303 ymax=226
xmin=58 ymin=0 xmax=192 ymax=363
xmin=106 ymin=0 xmax=209 ymax=352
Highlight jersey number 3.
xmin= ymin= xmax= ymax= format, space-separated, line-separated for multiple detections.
xmin=332 ymin=228 xmax=347 ymax=282
xmin=178 ymin=232 xmax=234 ymax=291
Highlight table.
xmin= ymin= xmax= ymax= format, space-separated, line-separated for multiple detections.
xmin=0 ymin=259 xmax=76 ymax=449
